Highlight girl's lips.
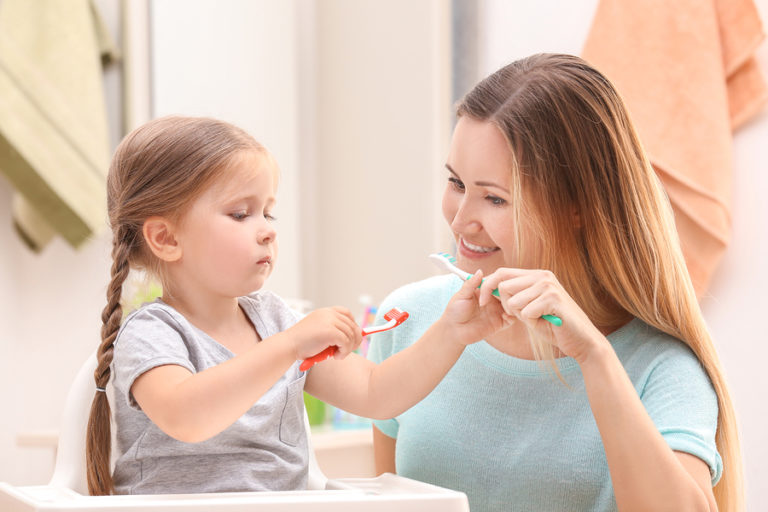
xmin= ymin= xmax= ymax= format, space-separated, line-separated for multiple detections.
xmin=458 ymin=237 xmax=499 ymax=259
xmin=257 ymin=256 xmax=272 ymax=265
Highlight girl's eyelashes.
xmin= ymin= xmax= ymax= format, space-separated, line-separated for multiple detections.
xmin=229 ymin=211 xmax=277 ymax=222
xmin=229 ymin=211 xmax=249 ymax=221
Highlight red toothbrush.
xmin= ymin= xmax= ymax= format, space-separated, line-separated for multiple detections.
xmin=299 ymin=307 xmax=409 ymax=371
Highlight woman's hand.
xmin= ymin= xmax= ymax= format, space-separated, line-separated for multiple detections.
xmin=287 ymin=306 xmax=363 ymax=361
xmin=439 ymin=270 xmax=507 ymax=346
xmin=478 ymin=268 xmax=607 ymax=363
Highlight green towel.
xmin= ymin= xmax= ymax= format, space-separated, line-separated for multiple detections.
xmin=0 ymin=0 xmax=117 ymax=251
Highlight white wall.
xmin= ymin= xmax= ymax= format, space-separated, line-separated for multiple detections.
xmin=149 ymin=0 xmax=302 ymax=300
xmin=304 ymin=0 xmax=452 ymax=312
xmin=479 ymin=0 xmax=768 ymax=509
xmin=0 ymin=0 xmax=119 ymax=485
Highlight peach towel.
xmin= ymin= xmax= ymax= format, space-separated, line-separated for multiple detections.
xmin=582 ymin=0 xmax=767 ymax=297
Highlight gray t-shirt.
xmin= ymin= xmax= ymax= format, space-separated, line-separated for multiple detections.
xmin=111 ymin=291 xmax=308 ymax=495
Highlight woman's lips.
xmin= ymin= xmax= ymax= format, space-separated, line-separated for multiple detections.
xmin=458 ymin=237 xmax=499 ymax=259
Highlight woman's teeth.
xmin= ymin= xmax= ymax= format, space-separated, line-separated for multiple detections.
xmin=463 ymin=239 xmax=497 ymax=253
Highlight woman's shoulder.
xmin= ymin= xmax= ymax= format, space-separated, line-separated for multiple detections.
xmin=611 ymin=319 xmax=712 ymax=390
xmin=379 ymin=274 xmax=460 ymax=309
xmin=612 ymin=319 xmax=698 ymax=359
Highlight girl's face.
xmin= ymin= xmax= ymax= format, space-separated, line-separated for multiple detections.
xmin=442 ymin=116 xmax=537 ymax=276
xmin=173 ymin=150 xmax=279 ymax=298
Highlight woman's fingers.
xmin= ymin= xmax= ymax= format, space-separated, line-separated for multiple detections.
xmin=501 ymin=281 xmax=543 ymax=316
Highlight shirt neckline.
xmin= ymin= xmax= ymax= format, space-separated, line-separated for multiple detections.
xmin=466 ymin=317 xmax=643 ymax=376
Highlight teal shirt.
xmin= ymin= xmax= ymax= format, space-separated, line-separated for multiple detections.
xmin=368 ymin=275 xmax=721 ymax=512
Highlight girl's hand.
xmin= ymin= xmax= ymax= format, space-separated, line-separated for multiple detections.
xmin=439 ymin=270 xmax=507 ymax=346
xmin=478 ymin=268 xmax=607 ymax=363
xmin=287 ymin=307 xmax=363 ymax=361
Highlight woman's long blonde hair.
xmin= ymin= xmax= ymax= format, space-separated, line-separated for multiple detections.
xmin=457 ymin=53 xmax=743 ymax=511
xmin=86 ymin=116 xmax=264 ymax=495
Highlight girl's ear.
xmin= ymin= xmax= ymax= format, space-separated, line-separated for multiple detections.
xmin=142 ymin=216 xmax=182 ymax=262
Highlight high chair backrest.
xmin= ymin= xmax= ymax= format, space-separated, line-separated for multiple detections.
xmin=49 ymin=353 xmax=327 ymax=494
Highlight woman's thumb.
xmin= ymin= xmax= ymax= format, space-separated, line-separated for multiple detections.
xmin=457 ymin=269 xmax=483 ymax=297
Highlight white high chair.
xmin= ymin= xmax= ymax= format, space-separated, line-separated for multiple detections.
xmin=0 ymin=354 xmax=469 ymax=511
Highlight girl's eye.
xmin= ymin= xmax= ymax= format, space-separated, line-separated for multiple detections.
xmin=448 ymin=177 xmax=465 ymax=191
xmin=230 ymin=212 xmax=249 ymax=221
xmin=264 ymin=213 xmax=277 ymax=222
xmin=486 ymin=195 xmax=507 ymax=206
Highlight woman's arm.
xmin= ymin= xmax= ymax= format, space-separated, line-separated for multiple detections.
xmin=482 ymin=267 xmax=717 ymax=511
xmin=305 ymin=271 xmax=505 ymax=419
xmin=373 ymin=426 xmax=397 ymax=474
xmin=580 ymin=343 xmax=717 ymax=512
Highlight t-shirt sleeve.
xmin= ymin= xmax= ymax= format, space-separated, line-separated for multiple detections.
xmin=638 ymin=344 xmax=723 ymax=485
xmin=112 ymin=307 xmax=196 ymax=411
xmin=366 ymin=295 xmax=402 ymax=439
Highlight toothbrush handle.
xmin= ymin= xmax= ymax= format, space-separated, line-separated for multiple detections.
xmin=541 ymin=314 xmax=563 ymax=327
xmin=299 ymin=346 xmax=336 ymax=372
xmin=300 ymin=321 xmax=404 ymax=371
xmin=473 ymin=278 xmax=563 ymax=326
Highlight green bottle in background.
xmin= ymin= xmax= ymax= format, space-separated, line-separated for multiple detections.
xmin=303 ymin=392 xmax=326 ymax=425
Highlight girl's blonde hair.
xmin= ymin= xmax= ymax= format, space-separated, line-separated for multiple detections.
xmin=457 ymin=53 xmax=743 ymax=511
xmin=86 ymin=116 xmax=264 ymax=495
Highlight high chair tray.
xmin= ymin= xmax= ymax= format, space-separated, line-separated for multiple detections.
xmin=0 ymin=473 xmax=469 ymax=512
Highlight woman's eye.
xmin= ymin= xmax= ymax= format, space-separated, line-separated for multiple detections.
xmin=486 ymin=195 xmax=507 ymax=206
xmin=230 ymin=212 xmax=249 ymax=221
xmin=448 ymin=177 xmax=465 ymax=191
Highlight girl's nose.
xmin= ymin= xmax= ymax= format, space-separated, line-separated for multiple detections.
xmin=258 ymin=221 xmax=277 ymax=245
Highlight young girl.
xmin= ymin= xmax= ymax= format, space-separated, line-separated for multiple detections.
xmin=85 ymin=116 xmax=505 ymax=495
xmin=369 ymin=54 xmax=743 ymax=511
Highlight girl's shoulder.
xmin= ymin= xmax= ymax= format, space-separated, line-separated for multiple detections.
xmin=119 ymin=299 xmax=188 ymax=336
xmin=240 ymin=289 xmax=302 ymax=331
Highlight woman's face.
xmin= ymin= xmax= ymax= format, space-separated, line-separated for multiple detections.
xmin=442 ymin=116 xmax=537 ymax=276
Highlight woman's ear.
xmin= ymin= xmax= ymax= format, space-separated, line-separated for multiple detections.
xmin=142 ymin=217 xmax=182 ymax=262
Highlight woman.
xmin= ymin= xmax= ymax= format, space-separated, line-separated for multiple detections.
xmin=369 ymin=54 xmax=742 ymax=511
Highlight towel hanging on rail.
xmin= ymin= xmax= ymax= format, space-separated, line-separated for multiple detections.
xmin=0 ymin=0 xmax=118 ymax=251
xmin=582 ymin=0 xmax=767 ymax=296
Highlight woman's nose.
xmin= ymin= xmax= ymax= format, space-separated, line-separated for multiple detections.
xmin=451 ymin=199 xmax=482 ymax=234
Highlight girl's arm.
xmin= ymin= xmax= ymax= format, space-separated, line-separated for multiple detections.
xmin=481 ymin=268 xmax=717 ymax=512
xmin=131 ymin=307 xmax=361 ymax=443
xmin=304 ymin=272 xmax=506 ymax=419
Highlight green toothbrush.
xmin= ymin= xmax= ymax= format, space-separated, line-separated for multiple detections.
xmin=429 ymin=252 xmax=563 ymax=326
